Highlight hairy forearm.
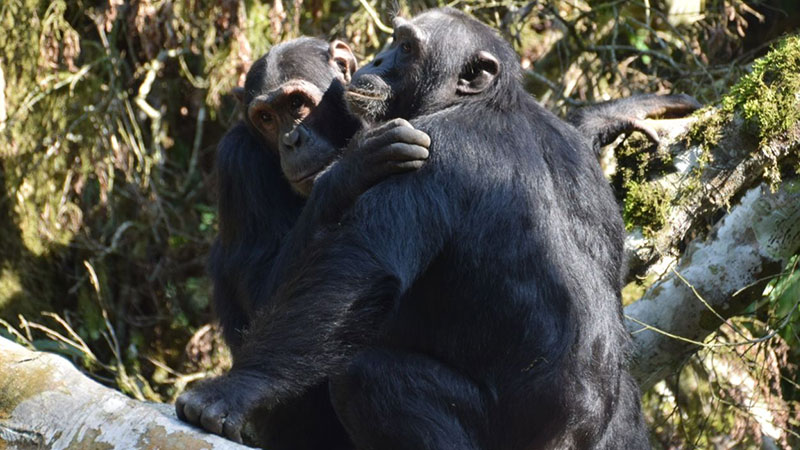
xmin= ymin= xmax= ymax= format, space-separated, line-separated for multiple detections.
xmin=260 ymin=161 xmax=360 ymax=301
xmin=234 ymin=241 xmax=399 ymax=400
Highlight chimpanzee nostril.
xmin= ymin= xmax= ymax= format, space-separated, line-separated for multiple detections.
xmin=282 ymin=128 xmax=300 ymax=148
xmin=372 ymin=57 xmax=383 ymax=67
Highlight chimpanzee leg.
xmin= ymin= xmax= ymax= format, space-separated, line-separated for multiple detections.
xmin=330 ymin=349 xmax=488 ymax=450
xmin=251 ymin=381 xmax=353 ymax=450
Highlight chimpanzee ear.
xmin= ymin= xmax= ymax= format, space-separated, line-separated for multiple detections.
xmin=457 ymin=51 xmax=500 ymax=95
xmin=232 ymin=87 xmax=246 ymax=104
xmin=330 ymin=40 xmax=358 ymax=83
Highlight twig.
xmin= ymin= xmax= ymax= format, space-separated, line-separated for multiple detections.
xmin=358 ymin=0 xmax=393 ymax=34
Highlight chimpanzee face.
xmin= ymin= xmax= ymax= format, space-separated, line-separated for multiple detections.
xmin=346 ymin=10 xmax=502 ymax=124
xmin=235 ymin=38 xmax=360 ymax=196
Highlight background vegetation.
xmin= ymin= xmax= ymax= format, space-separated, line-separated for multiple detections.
xmin=1 ymin=0 xmax=798 ymax=447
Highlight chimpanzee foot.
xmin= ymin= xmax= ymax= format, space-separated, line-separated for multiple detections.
xmin=176 ymin=372 xmax=271 ymax=443
xmin=639 ymin=93 xmax=701 ymax=119
xmin=629 ymin=118 xmax=661 ymax=144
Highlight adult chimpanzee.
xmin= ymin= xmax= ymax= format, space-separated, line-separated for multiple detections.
xmin=178 ymin=9 xmax=651 ymax=448
xmin=195 ymin=35 xmax=689 ymax=449
xmin=204 ymin=37 xmax=430 ymax=449
xmin=200 ymin=33 xmax=693 ymax=449
xmin=209 ymin=37 xmax=429 ymax=350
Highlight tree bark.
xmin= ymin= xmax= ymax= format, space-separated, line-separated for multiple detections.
xmin=625 ymin=181 xmax=800 ymax=390
xmin=0 ymin=337 xmax=252 ymax=450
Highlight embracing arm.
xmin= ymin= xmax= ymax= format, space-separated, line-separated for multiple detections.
xmin=177 ymin=170 xmax=453 ymax=442
xmin=257 ymin=119 xmax=430 ymax=308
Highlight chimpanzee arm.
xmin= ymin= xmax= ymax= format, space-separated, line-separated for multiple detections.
xmin=254 ymin=119 xmax=430 ymax=311
xmin=213 ymin=119 xmax=428 ymax=343
xmin=210 ymin=123 xmax=304 ymax=349
xmin=176 ymin=170 xmax=454 ymax=442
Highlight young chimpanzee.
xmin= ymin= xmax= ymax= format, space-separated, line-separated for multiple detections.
xmin=203 ymin=37 xmax=429 ymax=449
xmin=178 ymin=8 xmax=651 ymax=449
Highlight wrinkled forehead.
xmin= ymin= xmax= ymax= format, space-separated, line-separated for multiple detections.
xmin=245 ymin=38 xmax=333 ymax=97
xmin=399 ymin=9 xmax=518 ymax=71
xmin=393 ymin=10 xmax=462 ymax=43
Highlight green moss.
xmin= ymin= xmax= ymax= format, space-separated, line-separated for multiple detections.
xmin=721 ymin=35 xmax=800 ymax=144
xmin=682 ymin=36 xmax=800 ymax=191
xmin=623 ymin=181 xmax=670 ymax=235
xmin=687 ymin=105 xmax=726 ymax=151
xmin=0 ymin=268 xmax=23 ymax=309
xmin=612 ymin=133 xmax=677 ymax=235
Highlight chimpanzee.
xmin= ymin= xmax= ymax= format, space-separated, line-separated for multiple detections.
xmin=204 ymin=37 xmax=430 ymax=449
xmin=199 ymin=33 xmax=694 ymax=449
xmin=210 ymin=37 xmax=429 ymax=349
xmin=178 ymin=7 xmax=651 ymax=449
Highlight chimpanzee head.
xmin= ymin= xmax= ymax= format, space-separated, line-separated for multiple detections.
xmin=345 ymin=8 xmax=520 ymax=123
xmin=234 ymin=37 xmax=361 ymax=195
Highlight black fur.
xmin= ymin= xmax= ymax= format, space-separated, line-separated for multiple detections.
xmin=568 ymin=93 xmax=701 ymax=154
xmin=180 ymin=13 xmax=656 ymax=449
xmin=197 ymin=37 xmax=429 ymax=449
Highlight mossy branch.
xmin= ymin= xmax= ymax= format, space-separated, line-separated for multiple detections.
xmin=620 ymin=36 xmax=800 ymax=281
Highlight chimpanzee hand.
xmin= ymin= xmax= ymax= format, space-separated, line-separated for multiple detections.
xmin=347 ymin=117 xmax=431 ymax=188
xmin=317 ymin=118 xmax=430 ymax=207
xmin=175 ymin=371 xmax=271 ymax=444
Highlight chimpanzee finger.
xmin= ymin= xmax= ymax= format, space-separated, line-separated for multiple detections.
xmin=180 ymin=394 xmax=203 ymax=424
xmin=630 ymin=118 xmax=661 ymax=144
xmin=382 ymin=159 xmax=426 ymax=174
xmin=377 ymin=143 xmax=430 ymax=161
xmin=371 ymin=126 xmax=431 ymax=149
xmin=223 ymin=413 xmax=245 ymax=443
xmin=636 ymin=94 xmax=701 ymax=119
xmin=200 ymin=401 xmax=227 ymax=435
xmin=659 ymin=94 xmax=702 ymax=117
xmin=360 ymin=118 xmax=410 ymax=141
xmin=372 ymin=117 xmax=413 ymax=133
xmin=175 ymin=395 xmax=188 ymax=421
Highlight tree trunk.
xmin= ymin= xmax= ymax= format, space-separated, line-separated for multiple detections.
xmin=626 ymin=181 xmax=800 ymax=390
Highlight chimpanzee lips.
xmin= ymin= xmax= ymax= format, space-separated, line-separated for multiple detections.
xmin=346 ymin=74 xmax=390 ymax=102
xmin=345 ymin=76 xmax=390 ymax=122
xmin=290 ymin=166 xmax=324 ymax=184
xmin=344 ymin=88 xmax=388 ymax=101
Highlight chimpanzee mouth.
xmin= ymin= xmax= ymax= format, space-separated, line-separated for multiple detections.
xmin=290 ymin=166 xmax=324 ymax=184
xmin=345 ymin=77 xmax=390 ymax=121
xmin=346 ymin=74 xmax=391 ymax=103
xmin=344 ymin=88 xmax=389 ymax=101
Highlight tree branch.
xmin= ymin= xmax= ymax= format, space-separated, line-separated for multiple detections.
xmin=0 ymin=337 xmax=252 ymax=449
xmin=625 ymin=180 xmax=800 ymax=390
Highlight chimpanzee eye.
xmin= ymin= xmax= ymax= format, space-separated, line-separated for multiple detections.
xmin=289 ymin=94 xmax=304 ymax=110
xmin=401 ymin=42 xmax=412 ymax=54
xmin=260 ymin=112 xmax=272 ymax=123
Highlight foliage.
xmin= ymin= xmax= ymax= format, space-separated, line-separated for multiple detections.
xmin=644 ymin=321 xmax=799 ymax=449
xmin=1 ymin=0 xmax=799 ymax=446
